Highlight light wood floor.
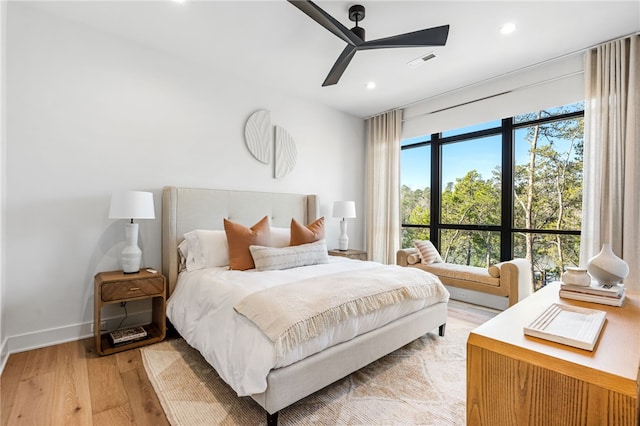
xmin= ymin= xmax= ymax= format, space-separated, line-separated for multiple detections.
xmin=1 ymin=301 xmax=497 ymax=426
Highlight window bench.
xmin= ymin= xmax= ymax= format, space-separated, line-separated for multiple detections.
xmin=396 ymin=248 xmax=532 ymax=307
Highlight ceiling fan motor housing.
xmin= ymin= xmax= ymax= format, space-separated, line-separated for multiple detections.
xmin=349 ymin=4 xmax=366 ymax=40
xmin=351 ymin=25 xmax=365 ymax=41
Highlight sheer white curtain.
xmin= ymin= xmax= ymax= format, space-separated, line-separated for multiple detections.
xmin=580 ymin=35 xmax=639 ymax=291
xmin=365 ymin=110 xmax=402 ymax=264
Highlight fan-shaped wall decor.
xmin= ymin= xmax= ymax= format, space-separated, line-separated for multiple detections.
xmin=274 ymin=126 xmax=297 ymax=179
xmin=244 ymin=110 xmax=272 ymax=164
xmin=243 ymin=109 xmax=297 ymax=179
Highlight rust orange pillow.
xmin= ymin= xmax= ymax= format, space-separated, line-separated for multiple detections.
xmin=224 ymin=216 xmax=271 ymax=270
xmin=290 ymin=217 xmax=325 ymax=246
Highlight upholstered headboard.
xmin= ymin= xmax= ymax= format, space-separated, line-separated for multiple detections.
xmin=161 ymin=186 xmax=319 ymax=295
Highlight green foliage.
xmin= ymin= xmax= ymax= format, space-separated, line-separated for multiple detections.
xmin=513 ymin=109 xmax=584 ymax=286
xmin=401 ymin=104 xmax=584 ymax=287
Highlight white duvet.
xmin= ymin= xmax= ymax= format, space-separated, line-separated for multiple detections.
xmin=166 ymin=257 xmax=449 ymax=396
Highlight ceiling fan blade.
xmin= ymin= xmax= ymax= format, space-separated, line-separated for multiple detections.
xmin=288 ymin=0 xmax=363 ymax=46
xmin=322 ymin=45 xmax=358 ymax=87
xmin=360 ymin=25 xmax=449 ymax=50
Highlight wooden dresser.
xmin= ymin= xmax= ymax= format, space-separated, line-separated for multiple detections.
xmin=467 ymin=281 xmax=639 ymax=425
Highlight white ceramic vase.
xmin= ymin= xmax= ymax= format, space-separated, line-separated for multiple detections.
xmin=587 ymin=244 xmax=629 ymax=286
xmin=561 ymin=267 xmax=591 ymax=286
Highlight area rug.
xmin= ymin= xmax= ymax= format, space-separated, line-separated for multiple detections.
xmin=141 ymin=316 xmax=475 ymax=425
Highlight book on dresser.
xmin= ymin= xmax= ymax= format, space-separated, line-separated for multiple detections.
xmin=523 ymin=303 xmax=607 ymax=351
xmin=558 ymin=280 xmax=626 ymax=306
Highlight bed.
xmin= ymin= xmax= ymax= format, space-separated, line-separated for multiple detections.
xmin=161 ymin=186 xmax=449 ymax=425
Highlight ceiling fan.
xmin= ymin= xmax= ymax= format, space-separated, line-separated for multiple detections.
xmin=288 ymin=0 xmax=450 ymax=87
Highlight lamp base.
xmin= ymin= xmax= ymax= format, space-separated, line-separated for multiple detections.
xmin=121 ymin=248 xmax=141 ymax=273
xmin=121 ymin=223 xmax=142 ymax=274
xmin=338 ymin=219 xmax=349 ymax=251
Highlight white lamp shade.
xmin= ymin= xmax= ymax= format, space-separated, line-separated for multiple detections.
xmin=332 ymin=201 xmax=356 ymax=219
xmin=109 ymin=191 xmax=155 ymax=220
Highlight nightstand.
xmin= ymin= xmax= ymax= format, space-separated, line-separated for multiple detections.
xmin=328 ymin=249 xmax=368 ymax=261
xmin=94 ymin=269 xmax=166 ymax=355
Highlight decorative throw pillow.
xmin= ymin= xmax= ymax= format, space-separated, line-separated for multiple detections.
xmin=290 ymin=217 xmax=325 ymax=246
xmin=224 ymin=216 xmax=271 ymax=270
xmin=250 ymin=239 xmax=329 ymax=271
xmin=183 ymin=229 xmax=230 ymax=271
xmin=413 ymin=240 xmax=443 ymax=264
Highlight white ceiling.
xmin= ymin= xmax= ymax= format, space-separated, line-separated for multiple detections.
xmin=21 ymin=0 xmax=640 ymax=118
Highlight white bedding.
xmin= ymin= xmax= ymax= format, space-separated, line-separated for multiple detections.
xmin=166 ymin=256 xmax=449 ymax=396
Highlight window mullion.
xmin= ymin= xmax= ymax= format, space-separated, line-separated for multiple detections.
xmin=430 ymin=133 xmax=441 ymax=248
xmin=501 ymin=118 xmax=514 ymax=261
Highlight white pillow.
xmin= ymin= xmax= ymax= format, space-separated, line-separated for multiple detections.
xmin=249 ymin=239 xmax=329 ymax=271
xmin=177 ymin=240 xmax=190 ymax=272
xmin=183 ymin=229 xmax=230 ymax=270
xmin=270 ymin=227 xmax=291 ymax=248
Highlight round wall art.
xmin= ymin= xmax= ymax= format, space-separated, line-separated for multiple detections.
xmin=244 ymin=109 xmax=297 ymax=178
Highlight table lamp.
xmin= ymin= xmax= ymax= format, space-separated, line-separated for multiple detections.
xmin=332 ymin=201 xmax=356 ymax=251
xmin=109 ymin=191 xmax=155 ymax=273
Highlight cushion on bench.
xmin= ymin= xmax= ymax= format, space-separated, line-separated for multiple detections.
xmin=417 ymin=262 xmax=500 ymax=287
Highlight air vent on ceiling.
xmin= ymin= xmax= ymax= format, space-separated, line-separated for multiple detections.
xmin=408 ymin=53 xmax=436 ymax=67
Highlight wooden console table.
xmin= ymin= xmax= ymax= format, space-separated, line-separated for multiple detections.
xmin=467 ymin=281 xmax=639 ymax=425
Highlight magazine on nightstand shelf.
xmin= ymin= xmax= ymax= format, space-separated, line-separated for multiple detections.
xmin=109 ymin=326 xmax=148 ymax=346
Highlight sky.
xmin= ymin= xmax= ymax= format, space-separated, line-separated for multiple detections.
xmin=401 ymin=122 xmax=503 ymax=190
xmin=401 ymin=112 xmax=581 ymax=191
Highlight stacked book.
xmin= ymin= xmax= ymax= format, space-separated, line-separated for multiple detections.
xmin=109 ymin=326 xmax=148 ymax=346
xmin=559 ymin=280 xmax=625 ymax=306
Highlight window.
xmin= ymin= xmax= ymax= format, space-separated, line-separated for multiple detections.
xmin=401 ymin=102 xmax=584 ymax=290
xmin=401 ymin=141 xmax=431 ymax=244
xmin=441 ymin=135 xmax=502 ymax=226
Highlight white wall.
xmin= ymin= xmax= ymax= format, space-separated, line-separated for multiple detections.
xmin=4 ymin=4 xmax=365 ymax=354
xmin=1 ymin=0 xmax=8 ymax=370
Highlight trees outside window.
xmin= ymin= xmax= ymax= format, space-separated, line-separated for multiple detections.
xmin=401 ymin=102 xmax=584 ymax=290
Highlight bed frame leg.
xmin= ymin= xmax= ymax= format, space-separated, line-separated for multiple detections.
xmin=266 ymin=411 xmax=278 ymax=426
xmin=439 ymin=323 xmax=446 ymax=337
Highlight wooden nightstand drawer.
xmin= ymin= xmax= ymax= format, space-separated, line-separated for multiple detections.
xmin=101 ymin=277 xmax=164 ymax=302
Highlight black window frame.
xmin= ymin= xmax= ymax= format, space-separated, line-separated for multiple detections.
xmin=401 ymin=108 xmax=584 ymax=263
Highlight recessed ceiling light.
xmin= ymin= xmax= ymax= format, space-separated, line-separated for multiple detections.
xmin=500 ymin=23 xmax=516 ymax=35
xmin=366 ymin=82 xmax=376 ymax=90
xmin=172 ymin=0 xmax=186 ymax=3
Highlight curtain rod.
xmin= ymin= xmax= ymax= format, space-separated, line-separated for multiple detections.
xmin=367 ymin=32 xmax=639 ymax=121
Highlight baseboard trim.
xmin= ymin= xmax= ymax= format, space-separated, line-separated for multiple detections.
xmin=6 ymin=310 xmax=152 ymax=355
xmin=445 ymin=285 xmax=509 ymax=311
